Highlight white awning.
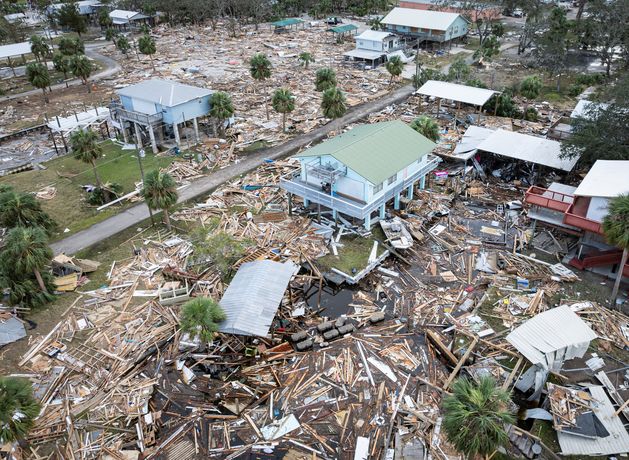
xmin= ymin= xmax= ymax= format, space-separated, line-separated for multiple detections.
xmin=344 ymin=49 xmax=385 ymax=60
xmin=477 ymin=129 xmax=578 ymax=172
xmin=416 ymin=80 xmax=498 ymax=106
xmin=0 ymin=41 xmax=32 ymax=60
xmin=573 ymin=160 xmax=629 ymax=198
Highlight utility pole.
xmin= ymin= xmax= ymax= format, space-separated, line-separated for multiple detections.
xmin=134 ymin=138 xmax=155 ymax=226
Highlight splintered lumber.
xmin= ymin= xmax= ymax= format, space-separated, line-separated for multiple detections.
xmin=426 ymin=330 xmax=458 ymax=365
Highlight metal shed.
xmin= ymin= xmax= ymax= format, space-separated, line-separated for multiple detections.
xmin=218 ymin=260 xmax=299 ymax=337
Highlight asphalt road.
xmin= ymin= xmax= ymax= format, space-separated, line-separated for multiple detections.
xmin=0 ymin=43 xmax=121 ymax=103
xmin=51 ymin=84 xmax=416 ymax=255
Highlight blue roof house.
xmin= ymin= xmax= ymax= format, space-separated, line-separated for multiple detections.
xmin=280 ymin=121 xmax=441 ymax=229
xmin=110 ymin=79 xmax=213 ymax=152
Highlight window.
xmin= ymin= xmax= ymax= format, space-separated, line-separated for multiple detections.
xmin=373 ymin=182 xmax=383 ymax=193
xmin=387 ymin=173 xmax=397 ymax=185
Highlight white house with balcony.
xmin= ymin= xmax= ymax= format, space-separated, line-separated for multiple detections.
xmin=344 ymin=30 xmax=401 ymax=67
xmin=280 ymin=121 xmax=440 ymax=229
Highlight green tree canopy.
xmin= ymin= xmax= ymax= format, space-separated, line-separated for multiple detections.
xmin=385 ymin=55 xmax=404 ymax=84
xmin=26 ymin=62 xmax=50 ymax=103
xmin=116 ymin=35 xmax=130 ymax=54
xmin=315 ymin=67 xmax=337 ymax=92
xmin=29 ymin=34 xmax=49 ymax=63
xmin=69 ymin=128 xmax=103 ymax=188
xmin=443 ymin=376 xmax=514 ymax=458
xmin=410 ymin=116 xmax=440 ymax=142
xmin=272 ymin=88 xmax=295 ymax=132
xmin=142 ymin=170 xmax=178 ymax=230
xmin=138 ymin=34 xmax=156 ymax=69
xmin=98 ymin=7 xmax=113 ymax=28
xmin=58 ymin=36 xmax=84 ymax=56
xmin=321 ymin=86 xmax=346 ymax=119
xmin=209 ymin=91 xmax=235 ymax=137
xmin=0 ymin=189 xmax=57 ymax=235
xmin=298 ymin=51 xmax=314 ymax=68
xmin=447 ymin=55 xmax=471 ymax=82
xmin=71 ymin=54 xmax=93 ymax=92
xmin=0 ymin=377 xmax=41 ymax=444
xmin=0 ymin=226 xmax=53 ymax=294
xmin=52 ymin=52 xmax=71 ymax=81
xmin=57 ymin=2 xmax=86 ymax=36
xmin=249 ymin=53 xmax=272 ymax=119
xmin=602 ymin=194 xmax=629 ymax=303
xmin=179 ymin=297 xmax=226 ymax=343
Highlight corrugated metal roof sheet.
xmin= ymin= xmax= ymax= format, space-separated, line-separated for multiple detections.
xmin=293 ymin=121 xmax=436 ymax=185
xmin=272 ymin=18 xmax=303 ymax=27
xmin=381 ymin=8 xmax=466 ymax=31
xmin=343 ymin=48 xmax=385 ymax=60
xmin=329 ymin=24 xmax=358 ymax=34
xmin=571 ymin=99 xmax=609 ymax=119
xmin=0 ymin=41 xmax=33 ymax=60
xmin=477 ymin=129 xmax=578 ymax=172
xmin=218 ymin=260 xmax=298 ymax=337
xmin=0 ymin=316 xmax=26 ymax=346
xmin=117 ymin=79 xmax=212 ymax=107
xmin=451 ymin=125 xmax=494 ymax=160
xmin=573 ymin=160 xmax=629 ymax=198
xmin=558 ymin=385 xmax=629 ymax=456
xmin=506 ymin=305 xmax=597 ymax=371
xmin=416 ymin=80 xmax=498 ymax=106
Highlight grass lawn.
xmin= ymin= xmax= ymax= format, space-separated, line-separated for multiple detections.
xmin=0 ymin=140 xmax=174 ymax=240
xmin=318 ymin=227 xmax=387 ymax=275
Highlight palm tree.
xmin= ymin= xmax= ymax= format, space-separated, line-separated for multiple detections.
xmin=142 ymin=170 xmax=178 ymax=230
xmin=0 ymin=377 xmax=41 ymax=444
xmin=602 ymin=194 xmax=629 ymax=306
xmin=209 ymin=91 xmax=235 ymax=137
xmin=249 ymin=53 xmax=272 ymax=120
xmin=0 ymin=189 xmax=57 ymax=235
xmin=385 ymin=55 xmax=404 ymax=85
xmin=299 ymin=51 xmax=315 ymax=68
xmin=272 ymin=88 xmax=295 ymax=132
xmin=179 ymin=297 xmax=226 ymax=343
xmin=443 ymin=376 xmax=514 ymax=459
xmin=71 ymin=54 xmax=93 ymax=93
xmin=315 ymin=67 xmax=337 ymax=92
xmin=26 ymin=63 xmax=51 ymax=103
xmin=116 ymin=36 xmax=130 ymax=55
xmin=69 ymin=129 xmax=103 ymax=188
xmin=58 ymin=36 xmax=84 ymax=56
xmin=519 ymin=75 xmax=542 ymax=120
xmin=105 ymin=27 xmax=118 ymax=42
xmin=52 ymin=53 xmax=71 ymax=86
xmin=0 ymin=227 xmax=53 ymax=294
xmin=321 ymin=87 xmax=346 ymax=119
xmin=138 ymin=34 xmax=156 ymax=70
xmin=410 ymin=116 xmax=440 ymax=142
xmin=29 ymin=35 xmax=49 ymax=63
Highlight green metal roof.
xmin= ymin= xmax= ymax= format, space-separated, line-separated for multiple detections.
xmin=328 ymin=24 xmax=358 ymax=34
xmin=295 ymin=121 xmax=436 ymax=185
xmin=272 ymin=18 xmax=304 ymax=27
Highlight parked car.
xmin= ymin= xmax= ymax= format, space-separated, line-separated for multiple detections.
xmin=325 ymin=17 xmax=343 ymax=25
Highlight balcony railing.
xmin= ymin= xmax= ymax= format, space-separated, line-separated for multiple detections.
xmin=564 ymin=203 xmax=604 ymax=234
xmin=524 ymin=186 xmax=573 ymax=213
xmin=109 ymin=102 xmax=163 ymax=126
xmin=280 ymin=155 xmax=441 ymax=220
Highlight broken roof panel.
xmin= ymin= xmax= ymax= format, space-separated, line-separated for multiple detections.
xmin=116 ymin=79 xmax=212 ymax=107
xmin=571 ymin=99 xmax=609 ymax=119
xmin=218 ymin=260 xmax=299 ymax=337
xmin=573 ymin=160 xmax=629 ymax=198
xmin=0 ymin=316 xmax=27 ymax=346
xmin=506 ymin=305 xmax=597 ymax=371
xmin=343 ymin=48 xmax=386 ymax=60
xmin=477 ymin=129 xmax=578 ymax=172
xmin=450 ymin=125 xmax=495 ymax=160
xmin=558 ymin=385 xmax=629 ymax=456
xmin=416 ymin=80 xmax=498 ymax=107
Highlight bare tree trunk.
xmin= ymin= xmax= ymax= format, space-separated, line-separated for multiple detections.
xmin=610 ymin=248 xmax=628 ymax=308
xmin=164 ymin=209 xmax=172 ymax=230
xmin=265 ymin=87 xmax=270 ymax=121
xmin=34 ymin=269 xmax=49 ymax=293
xmin=282 ymin=112 xmax=286 ymax=132
xmin=91 ymin=159 xmax=102 ymax=188
xmin=42 ymin=88 xmax=49 ymax=104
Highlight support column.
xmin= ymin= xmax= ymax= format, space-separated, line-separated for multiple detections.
xmin=122 ymin=122 xmax=129 ymax=144
xmin=193 ymin=117 xmax=200 ymax=143
xmin=332 ymin=209 xmax=338 ymax=220
xmin=407 ymin=184 xmax=414 ymax=199
xmin=364 ymin=213 xmax=371 ymax=230
xmin=134 ymin=123 xmax=143 ymax=147
xmin=379 ymin=204 xmax=386 ymax=220
xmin=420 ymin=176 xmax=426 ymax=190
xmin=304 ymin=198 xmax=310 ymax=207
xmin=287 ymin=193 xmax=293 ymax=216
xmin=394 ymin=193 xmax=401 ymax=210
xmin=173 ymin=122 xmax=181 ymax=146
xmin=148 ymin=124 xmax=158 ymax=153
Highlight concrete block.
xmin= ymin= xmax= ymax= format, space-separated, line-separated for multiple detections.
xmin=369 ymin=312 xmax=385 ymax=324
xmin=335 ymin=317 xmax=346 ymax=328
xmin=296 ymin=339 xmax=313 ymax=351
xmin=323 ymin=329 xmax=340 ymax=340
xmin=317 ymin=321 xmax=334 ymax=332
xmin=290 ymin=331 xmax=308 ymax=342
xmin=338 ymin=324 xmax=355 ymax=335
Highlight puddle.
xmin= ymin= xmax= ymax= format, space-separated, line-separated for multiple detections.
xmin=304 ymin=284 xmax=355 ymax=318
